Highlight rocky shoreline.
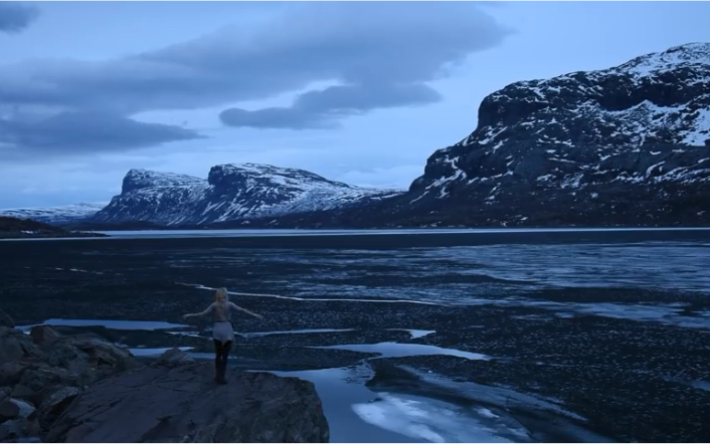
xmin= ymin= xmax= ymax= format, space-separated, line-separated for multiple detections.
xmin=0 ymin=310 xmax=328 ymax=443
xmin=0 ymin=217 xmax=106 ymax=240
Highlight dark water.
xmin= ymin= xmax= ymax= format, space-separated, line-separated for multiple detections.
xmin=3 ymin=229 xmax=710 ymax=442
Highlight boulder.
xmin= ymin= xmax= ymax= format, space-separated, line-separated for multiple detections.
xmin=11 ymin=384 xmax=39 ymax=405
xmin=151 ymin=348 xmax=195 ymax=368
xmin=0 ymin=397 xmax=20 ymax=422
xmin=30 ymin=325 xmax=62 ymax=348
xmin=0 ymin=308 xmax=13 ymax=329
xmin=37 ymin=386 xmax=82 ymax=432
xmin=16 ymin=367 xmax=73 ymax=406
xmin=46 ymin=363 xmax=329 ymax=443
xmin=45 ymin=335 xmax=137 ymax=377
xmin=0 ymin=361 xmax=32 ymax=387
xmin=0 ymin=418 xmax=25 ymax=442
xmin=0 ymin=327 xmax=41 ymax=362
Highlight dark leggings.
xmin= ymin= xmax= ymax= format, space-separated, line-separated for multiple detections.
xmin=214 ymin=340 xmax=232 ymax=370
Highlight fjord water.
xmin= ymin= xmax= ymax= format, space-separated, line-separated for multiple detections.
xmin=3 ymin=228 xmax=710 ymax=442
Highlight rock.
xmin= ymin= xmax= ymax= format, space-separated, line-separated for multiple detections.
xmin=152 ymin=348 xmax=195 ymax=368
xmin=46 ymin=363 xmax=329 ymax=443
xmin=0 ymin=308 xmax=14 ymax=329
xmin=46 ymin=335 xmax=137 ymax=375
xmin=30 ymin=326 xmax=62 ymax=348
xmin=0 ymin=387 xmax=10 ymax=404
xmin=18 ymin=367 xmax=72 ymax=397
xmin=0 ymin=398 xmax=20 ymax=422
xmin=12 ymin=399 xmax=35 ymax=420
xmin=25 ymin=418 xmax=41 ymax=437
xmin=11 ymin=385 xmax=39 ymax=405
xmin=0 ymin=419 xmax=26 ymax=441
xmin=0 ymin=398 xmax=36 ymax=423
xmin=37 ymin=386 xmax=82 ymax=432
xmin=0 ymin=362 xmax=32 ymax=387
xmin=0 ymin=327 xmax=41 ymax=362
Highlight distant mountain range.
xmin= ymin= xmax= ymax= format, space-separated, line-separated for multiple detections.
xmin=0 ymin=203 xmax=105 ymax=226
xmin=5 ymin=43 xmax=709 ymax=229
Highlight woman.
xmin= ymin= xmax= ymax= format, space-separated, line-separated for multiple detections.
xmin=183 ymin=287 xmax=263 ymax=384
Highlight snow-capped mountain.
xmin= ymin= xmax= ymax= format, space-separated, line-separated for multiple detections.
xmin=400 ymin=42 xmax=710 ymax=226
xmin=0 ymin=203 xmax=106 ymax=226
xmin=90 ymin=163 xmax=401 ymax=225
xmin=238 ymin=43 xmax=710 ymax=229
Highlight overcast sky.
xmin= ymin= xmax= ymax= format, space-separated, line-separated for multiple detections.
xmin=1 ymin=1 xmax=709 ymax=209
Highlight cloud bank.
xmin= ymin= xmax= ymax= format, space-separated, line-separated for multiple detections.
xmin=0 ymin=2 xmax=38 ymax=34
xmin=0 ymin=2 xmax=510 ymax=158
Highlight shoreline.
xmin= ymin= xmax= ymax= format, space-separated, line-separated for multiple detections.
xmin=2 ymin=227 xmax=710 ymax=249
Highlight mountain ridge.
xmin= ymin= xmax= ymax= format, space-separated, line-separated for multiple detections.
xmin=90 ymin=163 xmax=402 ymax=226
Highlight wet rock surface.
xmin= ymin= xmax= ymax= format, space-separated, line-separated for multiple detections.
xmin=0 ymin=306 xmax=330 ymax=444
xmin=46 ymin=355 xmax=329 ymax=443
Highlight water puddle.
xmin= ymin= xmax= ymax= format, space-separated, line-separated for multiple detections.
xmin=243 ymin=328 xmax=356 ymax=338
xmin=266 ymin=366 xmax=526 ymax=443
xmin=129 ymin=346 xmax=193 ymax=357
xmin=388 ymin=329 xmax=436 ymax=339
xmin=17 ymin=319 xmax=188 ymax=332
xmin=352 ymin=392 xmax=526 ymax=443
xmin=312 ymin=342 xmax=489 ymax=361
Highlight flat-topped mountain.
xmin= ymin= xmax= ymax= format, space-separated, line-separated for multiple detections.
xmin=90 ymin=163 xmax=401 ymax=226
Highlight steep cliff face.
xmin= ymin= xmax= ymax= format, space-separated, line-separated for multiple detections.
xmin=400 ymin=42 xmax=710 ymax=226
xmin=91 ymin=164 xmax=400 ymax=226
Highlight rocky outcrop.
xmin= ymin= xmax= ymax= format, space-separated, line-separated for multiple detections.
xmin=46 ymin=353 xmax=329 ymax=443
xmin=1 ymin=318 xmax=329 ymax=443
xmin=90 ymin=163 xmax=400 ymax=226
xmin=401 ymin=42 xmax=710 ymax=227
xmin=0 ymin=323 xmax=137 ymax=442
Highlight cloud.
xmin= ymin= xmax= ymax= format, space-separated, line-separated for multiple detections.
xmin=220 ymin=83 xmax=442 ymax=130
xmin=0 ymin=2 xmax=510 ymax=156
xmin=0 ymin=111 xmax=202 ymax=158
xmin=0 ymin=2 xmax=39 ymax=34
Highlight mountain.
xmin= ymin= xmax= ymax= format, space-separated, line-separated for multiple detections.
xmin=239 ymin=42 xmax=710 ymax=229
xmin=403 ymin=42 xmax=710 ymax=227
xmin=0 ymin=203 xmax=106 ymax=226
xmin=90 ymin=164 xmax=401 ymax=226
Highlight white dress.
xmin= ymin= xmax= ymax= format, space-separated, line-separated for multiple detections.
xmin=210 ymin=303 xmax=235 ymax=343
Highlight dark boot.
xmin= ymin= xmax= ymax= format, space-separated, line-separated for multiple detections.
xmin=214 ymin=360 xmax=221 ymax=383
xmin=217 ymin=359 xmax=228 ymax=384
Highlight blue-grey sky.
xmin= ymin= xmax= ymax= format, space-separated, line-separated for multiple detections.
xmin=1 ymin=1 xmax=709 ymax=209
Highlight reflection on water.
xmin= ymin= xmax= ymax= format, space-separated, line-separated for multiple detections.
xmin=266 ymin=366 xmax=529 ymax=443
xmin=129 ymin=346 xmax=193 ymax=357
xmin=352 ymin=392 xmax=526 ymax=443
xmin=312 ymin=342 xmax=489 ymax=361
xmin=17 ymin=319 xmax=188 ymax=332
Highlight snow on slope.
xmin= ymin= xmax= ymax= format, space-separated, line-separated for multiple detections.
xmin=411 ymin=42 xmax=710 ymax=200
xmin=92 ymin=163 xmax=402 ymax=226
xmin=0 ymin=203 xmax=106 ymax=225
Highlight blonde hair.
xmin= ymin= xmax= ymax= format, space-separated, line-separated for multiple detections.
xmin=214 ymin=287 xmax=229 ymax=318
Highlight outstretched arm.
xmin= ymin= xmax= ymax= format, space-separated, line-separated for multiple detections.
xmin=183 ymin=303 xmax=214 ymax=320
xmin=229 ymin=302 xmax=263 ymax=319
